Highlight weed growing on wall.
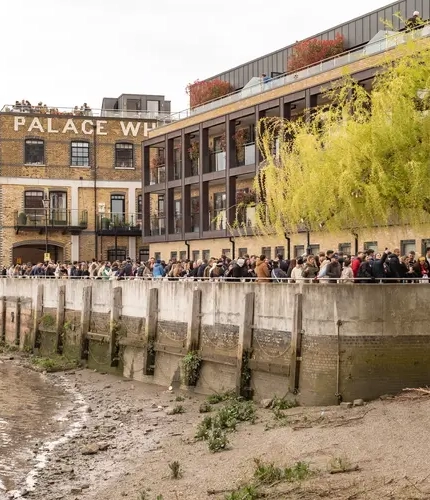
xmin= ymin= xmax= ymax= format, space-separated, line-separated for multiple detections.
xmin=181 ymin=351 xmax=202 ymax=386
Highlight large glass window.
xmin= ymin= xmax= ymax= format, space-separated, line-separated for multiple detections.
xmin=71 ymin=141 xmax=90 ymax=166
xmin=107 ymin=249 xmax=126 ymax=262
xmin=110 ymin=194 xmax=125 ymax=223
xmin=25 ymin=139 xmax=44 ymax=165
xmin=24 ymin=190 xmax=44 ymax=223
xmin=115 ymin=143 xmax=133 ymax=169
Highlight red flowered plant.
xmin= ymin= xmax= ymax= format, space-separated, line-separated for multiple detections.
xmin=287 ymin=34 xmax=345 ymax=73
xmin=186 ymin=79 xmax=234 ymax=108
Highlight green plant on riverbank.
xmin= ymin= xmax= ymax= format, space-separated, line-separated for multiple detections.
xmin=0 ymin=341 xmax=19 ymax=353
xmin=181 ymin=351 xmax=202 ymax=386
xmin=39 ymin=314 xmax=55 ymax=330
xmin=225 ymin=460 xmax=312 ymax=499
xmin=168 ymin=460 xmax=183 ymax=479
xmin=31 ymin=355 xmax=79 ymax=372
xmin=207 ymin=390 xmax=236 ymax=404
xmin=196 ymin=398 xmax=256 ymax=452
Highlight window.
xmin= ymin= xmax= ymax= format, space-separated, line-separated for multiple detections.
xmin=107 ymin=248 xmax=126 ymax=262
xmin=275 ymin=246 xmax=285 ymax=258
xmin=222 ymin=249 xmax=231 ymax=258
xmin=154 ymin=252 xmax=161 ymax=261
xmin=238 ymin=247 xmax=248 ymax=257
xmin=309 ymin=244 xmax=320 ymax=256
xmin=111 ymin=194 xmax=125 ymax=222
xmin=203 ymin=249 xmax=210 ymax=261
xmin=191 ymin=196 xmax=199 ymax=233
xmin=294 ymin=245 xmax=305 ymax=257
xmin=192 ymin=250 xmax=200 ymax=262
xmin=25 ymin=139 xmax=44 ymax=165
xmin=170 ymin=251 xmax=178 ymax=260
xmin=137 ymin=194 xmax=142 ymax=220
xmin=127 ymin=99 xmax=141 ymax=111
xmin=401 ymin=240 xmax=416 ymax=255
xmin=338 ymin=243 xmax=352 ymax=255
xmin=71 ymin=141 xmax=90 ymax=166
xmin=179 ymin=251 xmax=187 ymax=261
xmin=158 ymin=194 xmax=165 ymax=215
xmin=139 ymin=246 xmax=150 ymax=263
xmin=422 ymin=239 xmax=430 ymax=255
xmin=261 ymin=247 xmax=272 ymax=259
xmin=147 ymin=100 xmax=159 ymax=113
xmin=364 ymin=241 xmax=378 ymax=252
xmin=115 ymin=143 xmax=133 ymax=169
xmin=24 ymin=191 xmax=44 ymax=221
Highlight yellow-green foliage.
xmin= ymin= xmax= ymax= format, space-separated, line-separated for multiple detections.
xmin=255 ymin=35 xmax=430 ymax=235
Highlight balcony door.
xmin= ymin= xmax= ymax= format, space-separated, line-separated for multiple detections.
xmin=50 ymin=191 xmax=67 ymax=223
xmin=111 ymin=194 xmax=125 ymax=224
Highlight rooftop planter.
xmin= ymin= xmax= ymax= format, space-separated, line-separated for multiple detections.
xmin=186 ymin=79 xmax=234 ymax=108
xmin=287 ymin=34 xmax=344 ymax=73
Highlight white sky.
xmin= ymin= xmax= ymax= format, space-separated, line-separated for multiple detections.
xmin=0 ymin=0 xmax=396 ymax=112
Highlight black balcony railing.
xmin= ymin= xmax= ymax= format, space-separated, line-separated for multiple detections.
xmin=97 ymin=213 xmax=141 ymax=234
xmin=150 ymin=216 xmax=166 ymax=236
xmin=149 ymin=165 xmax=166 ymax=185
xmin=15 ymin=209 xmax=88 ymax=229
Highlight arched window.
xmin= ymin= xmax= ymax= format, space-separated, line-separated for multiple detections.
xmin=115 ymin=143 xmax=133 ymax=169
xmin=25 ymin=139 xmax=44 ymax=165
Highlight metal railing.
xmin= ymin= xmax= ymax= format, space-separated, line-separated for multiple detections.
xmin=14 ymin=209 xmax=88 ymax=228
xmin=97 ymin=213 xmax=141 ymax=231
xmin=236 ymin=142 xmax=256 ymax=167
xmin=209 ymin=151 xmax=226 ymax=172
xmin=156 ymin=25 xmax=430 ymax=126
xmin=0 ymin=104 xmax=173 ymax=121
xmin=149 ymin=165 xmax=166 ymax=185
xmin=190 ymin=159 xmax=200 ymax=176
xmin=150 ymin=216 xmax=166 ymax=236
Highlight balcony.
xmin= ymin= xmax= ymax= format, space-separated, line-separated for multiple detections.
xmin=155 ymin=25 xmax=430 ymax=126
xmin=149 ymin=165 xmax=166 ymax=185
xmin=190 ymin=213 xmax=200 ymax=233
xmin=173 ymin=160 xmax=182 ymax=181
xmin=209 ymin=209 xmax=227 ymax=231
xmin=97 ymin=213 xmax=141 ymax=236
xmin=14 ymin=209 xmax=88 ymax=234
xmin=236 ymin=143 xmax=256 ymax=167
xmin=150 ymin=215 xmax=166 ymax=236
xmin=190 ymin=158 xmax=199 ymax=177
xmin=173 ymin=215 xmax=182 ymax=234
xmin=236 ymin=205 xmax=256 ymax=228
xmin=0 ymin=104 xmax=173 ymax=123
xmin=209 ymin=151 xmax=226 ymax=172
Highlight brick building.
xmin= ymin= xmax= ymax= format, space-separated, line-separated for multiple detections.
xmin=141 ymin=4 xmax=430 ymax=261
xmin=0 ymin=94 xmax=170 ymax=265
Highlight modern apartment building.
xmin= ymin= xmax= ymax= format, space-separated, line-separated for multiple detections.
xmin=0 ymin=94 xmax=169 ymax=265
xmin=141 ymin=4 xmax=430 ymax=262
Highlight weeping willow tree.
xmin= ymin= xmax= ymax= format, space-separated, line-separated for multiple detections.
xmin=254 ymin=35 xmax=430 ymax=237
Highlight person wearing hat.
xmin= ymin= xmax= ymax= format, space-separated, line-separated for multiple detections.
xmin=210 ymin=260 xmax=225 ymax=279
xmin=407 ymin=11 xmax=421 ymax=30
xmin=229 ymin=257 xmax=249 ymax=282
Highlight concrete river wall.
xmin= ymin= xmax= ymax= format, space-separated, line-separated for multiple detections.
xmin=1 ymin=279 xmax=429 ymax=406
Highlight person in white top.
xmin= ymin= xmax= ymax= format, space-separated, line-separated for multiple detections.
xmin=290 ymin=258 xmax=304 ymax=283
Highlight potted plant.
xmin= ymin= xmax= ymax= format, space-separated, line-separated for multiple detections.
xmin=186 ymin=79 xmax=234 ymax=108
xmin=18 ymin=212 xmax=27 ymax=225
xmin=101 ymin=217 xmax=110 ymax=230
xmin=234 ymin=128 xmax=250 ymax=163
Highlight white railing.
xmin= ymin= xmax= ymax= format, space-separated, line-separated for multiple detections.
xmin=158 ymin=25 xmax=430 ymax=126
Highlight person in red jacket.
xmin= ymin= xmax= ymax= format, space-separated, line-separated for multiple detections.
xmin=352 ymin=251 xmax=364 ymax=278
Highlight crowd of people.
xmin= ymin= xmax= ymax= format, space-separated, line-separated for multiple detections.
xmin=1 ymin=247 xmax=430 ymax=283
xmin=8 ymin=100 xmax=92 ymax=116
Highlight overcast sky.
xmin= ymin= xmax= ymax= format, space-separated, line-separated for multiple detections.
xmin=1 ymin=0 xmax=396 ymax=113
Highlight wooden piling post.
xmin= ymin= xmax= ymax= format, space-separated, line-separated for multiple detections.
xmin=236 ymin=292 xmax=255 ymax=397
xmin=80 ymin=285 xmax=92 ymax=359
xmin=0 ymin=297 xmax=5 ymax=344
xmin=55 ymin=285 xmax=66 ymax=354
xmin=143 ymin=288 xmax=158 ymax=375
xmin=31 ymin=285 xmax=44 ymax=351
xmin=289 ymin=293 xmax=303 ymax=394
xmin=186 ymin=289 xmax=202 ymax=352
xmin=109 ymin=286 xmax=122 ymax=366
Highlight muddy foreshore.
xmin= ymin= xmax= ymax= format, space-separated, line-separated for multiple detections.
xmin=2 ymin=356 xmax=430 ymax=500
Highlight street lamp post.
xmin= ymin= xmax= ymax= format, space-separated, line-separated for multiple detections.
xmin=42 ymin=193 xmax=50 ymax=261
